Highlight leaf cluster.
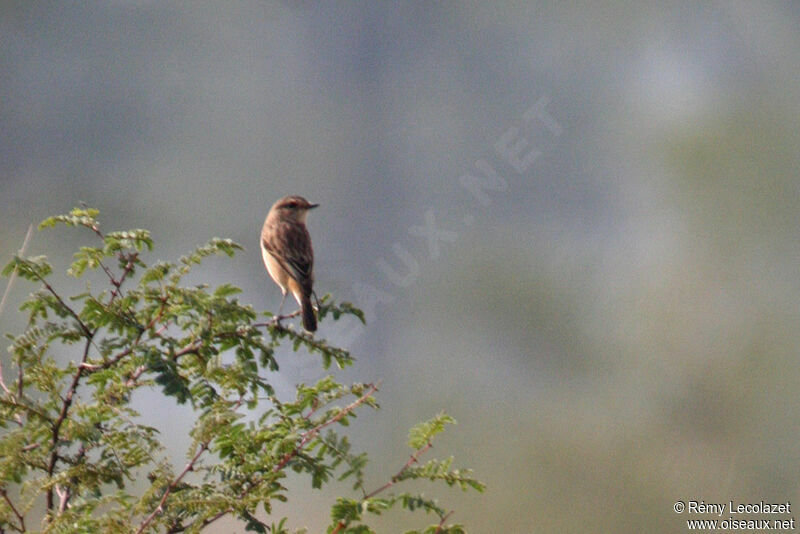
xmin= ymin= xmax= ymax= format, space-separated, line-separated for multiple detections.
xmin=0 ymin=207 xmax=483 ymax=533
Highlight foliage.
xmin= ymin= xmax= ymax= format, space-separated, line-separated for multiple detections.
xmin=0 ymin=207 xmax=484 ymax=533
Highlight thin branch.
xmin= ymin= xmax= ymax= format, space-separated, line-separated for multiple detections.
xmin=135 ymin=440 xmax=210 ymax=534
xmin=138 ymin=396 xmax=245 ymax=534
xmin=255 ymin=320 xmax=347 ymax=362
xmin=41 ymin=240 xmax=154 ymax=515
xmin=0 ymin=486 xmax=26 ymax=532
xmin=40 ymin=278 xmax=104 ymax=503
xmin=435 ymin=511 xmax=454 ymax=533
xmin=363 ymin=441 xmax=432 ymax=500
xmin=85 ymin=217 xmax=105 ymax=241
xmin=96 ymin=259 xmax=118 ymax=294
xmin=56 ymin=484 xmax=70 ymax=513
xmin=40 ymin=277 xmax=92 ymax=338
xmin=83 ymin=219 xmax=129 ymax=301
xmin=0 ymin=397 xmax=52 ymax=424
xmin=107 ymin=251 xmax=139 ymax=304
xmin=125 ymin=364 xmax=148 ymax=386
xmin=273 ymin=383 xmax=379 ymax=473
xmin=331 ymin=438 xmax=435 ymax=534
xmin=45 ymin=332 xmax=94 ymax=513
xmin=86 ymin=300 xmax=165 ymax=373
xmin=184 ymin=385 xmax=379 ymax=534
xmin=252 ymin=309 xmax=301 ymax=329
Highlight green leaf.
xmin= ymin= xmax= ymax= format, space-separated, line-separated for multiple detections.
xmin=38 ymin=206 xmax=100 ymax=230
xmin=105 ymin=229 xmax=153 ymax=252
xmin=140 ymin=261 xmax=172 ymax=284
xmin=1 ymin=207 xmax=484 ymax=534
xmin=331 ymin=498 xmax=361 ymax=522
xmin=317 ymin=297 xmax=366 ymax=325
xmin=213 ymin=283 xmax=242 ymax=298
xmin=2 ymin=255 xmax=52 ymax=281
xmin=69 ymin=246 xmax=105 ymax=277
xmin=407 ymin=412 xmax=456 ymax=450
xmin=397 ymin=457 xmax=486 ymax=492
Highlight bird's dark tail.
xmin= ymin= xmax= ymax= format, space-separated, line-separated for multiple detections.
xmin=301 ymin=294 xmax=317 ymax=332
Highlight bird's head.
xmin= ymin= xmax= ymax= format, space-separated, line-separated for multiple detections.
xmin=270 ymin=195 xmax=319 ymax=222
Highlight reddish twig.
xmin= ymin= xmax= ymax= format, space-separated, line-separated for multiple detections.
xmin=252 ymin=309 xmax=301 ymax=329
xmin=42 ymin=238 xmax=142 ymax=514
xmin=331 ymin=439 xmax=436 ymax=533
xmin=137 ymin=396 xmax=245 ymax=534
xmin=0 ymin=486 xmax=26 ymax=532
xmin=435 ymin=510 xmax=454 ymax=533
xmin=364 ymin=441 xmax=432 ymax=500
xmin=183 ymin=384 xmax=379 ymax=534
xmin=134 ymin=440 xmax=210 ymax=534
xmin=274 ymin=383 xmax=379 ymax=473
xmin=45 ymin=333 xmax=94 ymax=512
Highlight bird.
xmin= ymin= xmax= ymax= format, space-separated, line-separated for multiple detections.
xmin=260 ymin=195 xmax=319 ymax=332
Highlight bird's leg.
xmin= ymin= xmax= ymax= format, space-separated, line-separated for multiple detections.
xmin=276 ymin=292 xmax=287 ymax=320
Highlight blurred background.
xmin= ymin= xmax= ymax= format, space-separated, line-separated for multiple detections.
xmin=2 ymin=2 xmax=799 ymax=532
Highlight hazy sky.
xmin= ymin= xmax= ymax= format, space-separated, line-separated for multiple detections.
xmin=2 ymin=3 xmax=799 ymax=532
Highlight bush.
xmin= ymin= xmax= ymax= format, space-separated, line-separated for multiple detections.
xmin=0 ymin=207 xmax=483 ymax=533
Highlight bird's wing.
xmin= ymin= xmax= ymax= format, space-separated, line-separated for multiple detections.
xmin=261 ymin=222 xmax=313 ymax=291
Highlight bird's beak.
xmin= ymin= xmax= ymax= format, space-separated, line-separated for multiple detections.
xmin=308 ymin=203 xmax=319 ymax=209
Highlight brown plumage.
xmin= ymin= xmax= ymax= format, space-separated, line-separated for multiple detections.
xmin=261 ymin=195 xmax=319 ymax=332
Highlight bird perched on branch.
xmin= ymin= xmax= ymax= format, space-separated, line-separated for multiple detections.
xmin=260 ymin=195 xmax=319 ymax=332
